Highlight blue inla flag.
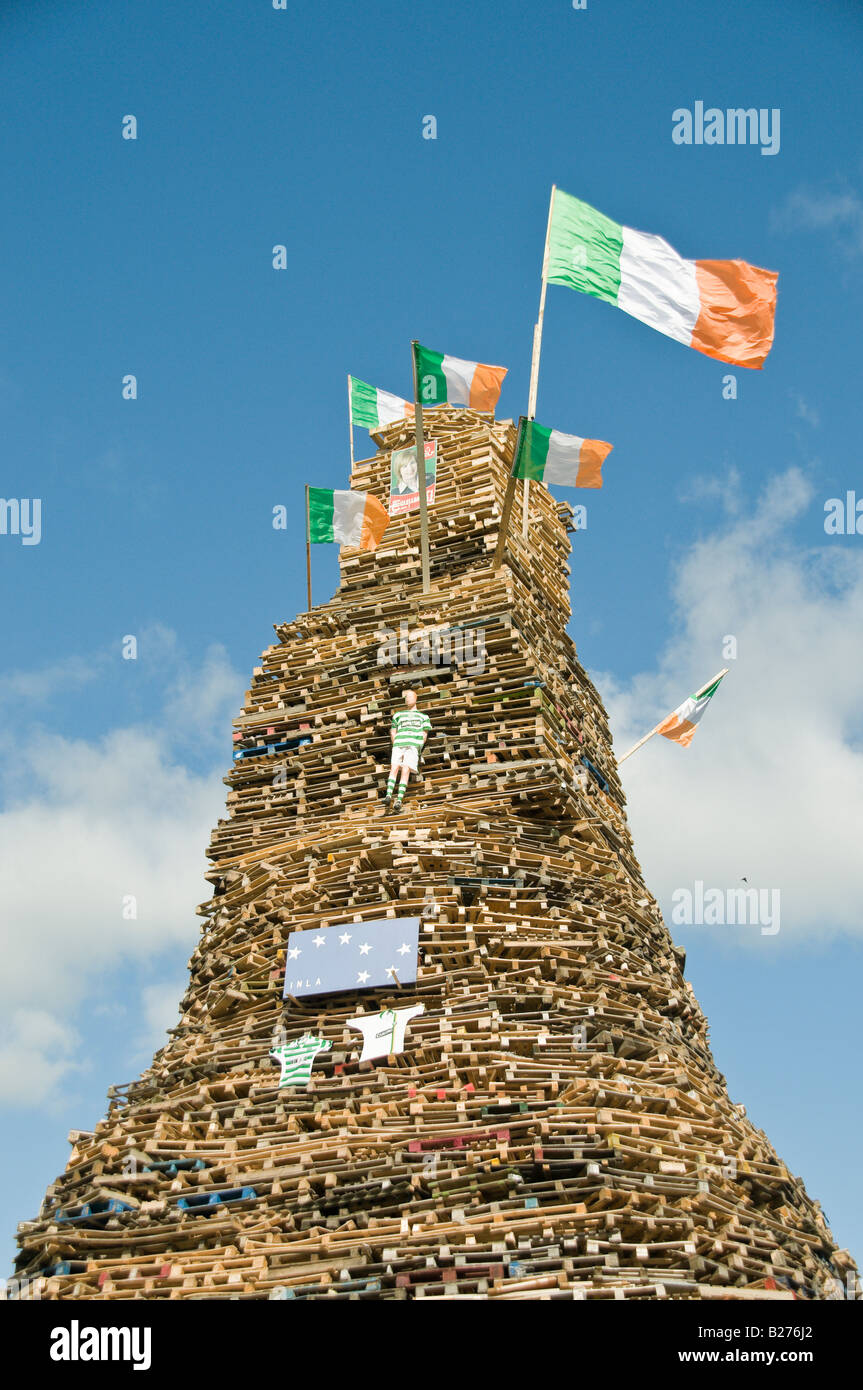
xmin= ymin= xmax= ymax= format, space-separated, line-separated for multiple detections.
xmin=282 ymin=917 xmax=421 ymax=999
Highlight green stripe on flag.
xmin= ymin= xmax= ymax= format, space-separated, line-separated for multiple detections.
xmin=514 ymin=420 xmax=552 ymax=481
xmin=349 ymin=377 xmax=380 ymax=429
xmin=696 ymin=677 xmax=724 ymax=701
xmin=414 ymin=344 xmax=448 ymax=404
xmin=547 ymin=189 xmax=623 ymax=305
xmin=307 ymin=487 xmax=336 ymax=543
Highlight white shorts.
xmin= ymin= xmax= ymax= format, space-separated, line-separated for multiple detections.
xmin=391 ymin=745 xmax=419 ymax=773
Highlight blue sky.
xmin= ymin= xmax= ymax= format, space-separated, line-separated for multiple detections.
xmin=2 ymin=0 xmax=862 ymax=1274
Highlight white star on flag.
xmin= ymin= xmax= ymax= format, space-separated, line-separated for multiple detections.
xmin=339 ymin=933 xmax=352 ymax=946
xmin=358 ymin=942 xmax=372 ymax=955
xmin=313 ymin=935 xmax=326 ymax=947
xmin=357 ymin=970 xmax=370 ymax=984
xmin=397 ymin=942 xmax=411 ymax=956
xmin=287 ymin=946 xmax=301 ymax=960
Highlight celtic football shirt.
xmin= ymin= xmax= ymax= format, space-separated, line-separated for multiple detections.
xmin=269 ymin=1035 xmax=331 ymax=1088
xmin=391 ymin=709 xmax=431 ymax=750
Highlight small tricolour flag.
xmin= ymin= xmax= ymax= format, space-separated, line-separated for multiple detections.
xmin=414 ymin=343 xmax=507 ymax=411
xmin=349 ymin=376 xmax=412 ymax=431
xmin=308 ymin=487 xmax=389 ymax=551
xmin=547 ymin=188 xmax=778 ymax=369
xmin=513 ymin=418 xmax=612 ymax=490
xmin=618 ymin=668 xmax=729 ymax=763
xmin=656 ymin=674 xmax=727 ymax=747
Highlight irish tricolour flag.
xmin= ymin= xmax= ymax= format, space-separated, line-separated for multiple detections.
xmin=349 ymin=376 xmax=412 ymax=431
xmin=414 ymin=343 xmax=507 ymax=411
xmin=547 ymin=188 xmax=778 ymax=369
xmin=514 ymin=419 xmax=612 ymax=490
xmin=308 ymin=488 xmax=389 ymax=551
xmin=656 ymin=674 xmax=726 ymax=747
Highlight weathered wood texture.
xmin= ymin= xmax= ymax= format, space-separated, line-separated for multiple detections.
xmin=14 ymin=408 xmax=856 ymax=1301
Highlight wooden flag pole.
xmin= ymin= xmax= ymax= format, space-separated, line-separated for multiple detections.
xmin=493 ymin=416 xmax=526 ymax=568
xmin=305 ymin=484 xmax=313 ymax=611
xmin=523 ymin=184 xmax=556 ymax=540
xmin=411 ymin=340 xmax=431 ymax=593
xmin=618 ymin=668 xmax=730 ymax=764
xmin=347 ymin=374 xmax=355 ymax=472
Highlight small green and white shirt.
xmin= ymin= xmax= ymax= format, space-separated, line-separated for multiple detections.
xmin=391 ymin=708 xmax=431 ymax=751
xmin=269 ymin=1035 xmax=331 ymax=1089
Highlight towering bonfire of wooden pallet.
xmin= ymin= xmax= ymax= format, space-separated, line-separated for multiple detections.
xmin=15 ymin=408 xmax=856 ymax=1301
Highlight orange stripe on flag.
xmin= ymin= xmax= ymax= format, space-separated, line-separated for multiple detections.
xmin=576 ymin=439 xmax=613 ymax=489
xmin=468 ymin=364 xmax=507 ymax=412
xmin=360 ymin=494 xmax=389 ymax=551
xmin=656 ymin=714 xmax=697 ymax=747
xmin=691 ymin=259 xmax=778 ymax=369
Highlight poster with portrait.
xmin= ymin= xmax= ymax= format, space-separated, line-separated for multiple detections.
xmin=389 ymin=440 xmax=437 ymax=517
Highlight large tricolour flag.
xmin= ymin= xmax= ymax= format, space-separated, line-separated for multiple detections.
xmin=414 ymin=343 xmax=507 ymax=411
xmin=308 ymin=488 xmax=389 ymax=551
xmin=547 ymin=188 xmax=778 ymax=369
xmin=514 ymin=418 xmax=612 ymax=490
xmin=349 ymin=376 xmax=412 ymax=431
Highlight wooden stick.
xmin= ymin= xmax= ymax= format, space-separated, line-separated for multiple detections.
xmin=347 ymin=374 xmax=355 ymax=473
xmin=493 ymin=417 xmax=526 ymax=568
xmin=618 ymin=668 xmax=729 ymax=764
xmin=305 ymin=485 xmax=312 ymax=612
xmin=411 ymin=341 xmax=431 ymax=593
xmin=523 ymin=186 xmax=556 ymax=541
xmin=528 ymin=186 xmax=555 ymax=419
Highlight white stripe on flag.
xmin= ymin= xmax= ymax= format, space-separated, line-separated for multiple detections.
xmin=543 ymin=430 xmax=584 ymax=486
xmin=618 ymin=226 xmax=700 ymax=346
xmin=376 ymin=388 xmax=410 ymax=426
xmin=441 ymin=355 xmax=474 ymax=405
xmin=331 ymin=490 xmax=367 ymax=545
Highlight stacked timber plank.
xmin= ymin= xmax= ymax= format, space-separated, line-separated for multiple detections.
xmin=13 ymin=407 xmax=857 ymax=1301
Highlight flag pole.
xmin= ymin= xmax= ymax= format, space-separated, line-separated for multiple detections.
xmin=523 ymin=184 xmax=556 ymax=540
xmin=305 ymin=484 xmax=312 ymax=611
xmin=347 ymin=374 xmax=355 ymax=472
xmin=618 ymin=668 xmax=729 ymax=764
xmin=493 ymin=417 xmax=526 ymax=568
xmin=411 ymin=340 xmax=431 ymax=593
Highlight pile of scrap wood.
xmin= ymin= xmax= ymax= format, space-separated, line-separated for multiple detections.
xmin=13 ymin=407 xmax=857 ymax=1301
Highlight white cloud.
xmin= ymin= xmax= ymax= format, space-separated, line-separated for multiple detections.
xmin=0 ymin=654 xmax=103 ymax=707
xmin=601 ymin=468 xmax=863 ymax=943
xmin=677 ymin=464 xmax=743 ymax=515
xmin=771 ymin=186 xmax=863 ymax=257
xmin=164 ymin=644 xmax=247 ymax=750
xmin=0 ymin=1011 xmax=82 ymax=1106
xmin=792 ymin=393 xmax=820 ymax=429
xmin=0 ymin=637 xmax=244 ymax=1107
xmin=135 ymin=979 xmax=186 ymax=1058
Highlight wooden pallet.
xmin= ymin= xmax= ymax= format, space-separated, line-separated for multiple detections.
xmin=14 ymin=408 xmax=857 ymax=1303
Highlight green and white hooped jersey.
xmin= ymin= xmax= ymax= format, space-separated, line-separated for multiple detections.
xmin=391 ymin=708 xmax=431 ymax=750
xmin=269 ymin=1035 xmax=331 ymax=1088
